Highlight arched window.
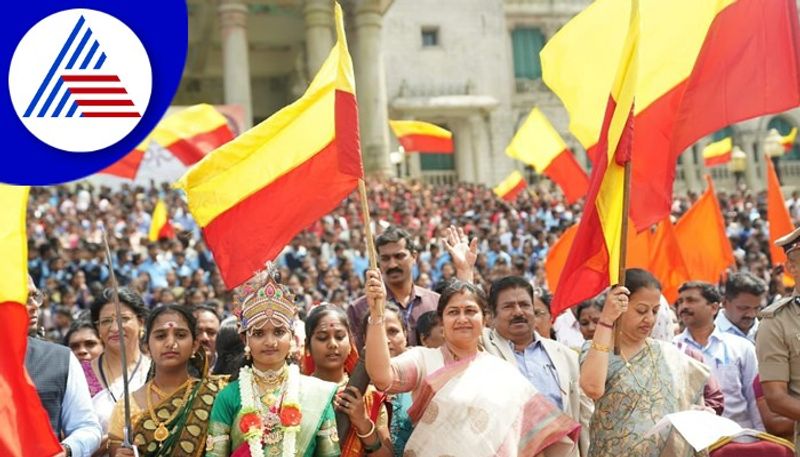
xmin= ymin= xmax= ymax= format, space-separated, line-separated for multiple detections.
xmin=511 ymin=28 xmax=545 ymax=80
xmin=712 ymin=126 xmax=734 ymax=142
xmin=767 ymin=116 xmax=799 ymax=160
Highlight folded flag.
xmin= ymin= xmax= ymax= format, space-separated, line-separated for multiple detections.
xmin=389 ymin=120 xmax=453 ymax=154
xmin=148 ymin=199 xmax=174 ymax=242
xmin=175 ymin=2 xmax=362 ymax=289
xmin=152 ymin=104 xmax=235 ymax=166
xmin=702 ymin=137 xmax=733 ymax=167
xmin=506 ymin=108 xmax=589 ymax=204
xmin=0 ymin=185 xmax=61 ymax=457
xmin=493 ymin=170 xmax=527 ymax=202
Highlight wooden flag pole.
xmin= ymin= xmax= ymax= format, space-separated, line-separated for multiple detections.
xmin=614 ymin=161 xmax=632 ymax=355
xmin=358 ymin=179 xmax=378 ymax=269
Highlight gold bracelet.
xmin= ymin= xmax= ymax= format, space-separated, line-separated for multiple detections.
xmin=591 ymin=341 xmax=610 ymax=353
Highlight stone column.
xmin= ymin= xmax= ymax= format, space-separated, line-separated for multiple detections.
xmin=681 ymin=147 xmax=699 ymax=192
xmin=303 ymin=0 xmax=334 ymax=76
xmin=741 ymin=133 xmax=760 ymax=190
xmin=354 ymin=0 xmax=391 ymax=176
xmin=219 ymin=0 xmax=253 ymax=129
xmin=453 ymin=118 xmax=475 ymax=182
xmin=469 ymin=114 xmax=492 ymax=184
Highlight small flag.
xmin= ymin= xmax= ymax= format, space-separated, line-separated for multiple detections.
xmin=152 ymin=104 xmax=235 ymax=166
xmin=99 ymin=136 xmax=150 ymax=180
xmin=781 ymin=127 xmax=798 ymax=152
xmin=389 ymin=120 xmax=453 ymax=154
xmin=702 ymin=137 xmax=733 ymax=167
xmin=493 ymin=171 xmax=527 ymax=202
xmin=148 ymin=199 xmax=174 ymax=242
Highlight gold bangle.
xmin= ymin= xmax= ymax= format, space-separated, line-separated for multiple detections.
xmin=356 ymin=420 xmax=376 ymax=438
xmin=591 ymin=341 xmax=610 ymax=353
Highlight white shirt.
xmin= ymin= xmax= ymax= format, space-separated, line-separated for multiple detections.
xmin=674 ymin=327 xmax=763 ymax=430
xmin=554 ymin=310 xmax=585 ymax=351
xmin=715 ymin=309 xmax=758 ymax=344
xmin=62 ymin=353 xmax=102 ymax=457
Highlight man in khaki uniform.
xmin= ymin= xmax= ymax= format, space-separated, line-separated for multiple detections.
xmin=756 ymin=226 xmax=800 ymax=453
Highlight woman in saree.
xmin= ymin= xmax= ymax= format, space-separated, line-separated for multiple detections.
xmin=109 ymin=304 xmax=222 ymax=456
xmin=206 ymin=269 xmax=340 ymax=457
xmin=364 ymin=269 xmax=580 ymax=457
xmin=303 ymin=304 xmax=392 ymax=457
xmin=580 ymin=268 xmax=710 ymax=457
xmin=84 ymin=288 xmax=152 ymax=455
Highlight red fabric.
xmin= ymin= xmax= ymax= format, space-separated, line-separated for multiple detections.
xmin=649 ymin=219 xmax=689 ymax=304
xmin=499 ymin=179 xmax=527 ymax=202
xmin=204 ymin=90 xmax=363 ymax=289
xmin=710 ymin=440 xmax=794 ymax=457
xmin=542 ymin=150 xmax=589 ymax=204
xmin=165 ymin=123 xmax=235 ymax=166
xmin=397 ymin=134 xmax=453 ymax=154
xmin=0 ymin=302 xmax=61 ymax=457
xmin=99 ymin=147 xmax=145 ymax=179
xmin=626 ymin=0 xmax=800 ymax=230
xmin=704 ymin=151 xmax=732 ymax=167
xmin=766 ymin=158 xmax=795 ymax=274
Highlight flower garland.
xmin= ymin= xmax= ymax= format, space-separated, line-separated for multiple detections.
xmin=239 ymin=364 xmax=303 ymax=457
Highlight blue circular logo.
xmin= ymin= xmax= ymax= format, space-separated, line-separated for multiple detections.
xmin=2 ymin=0 xmax=187 ymax=185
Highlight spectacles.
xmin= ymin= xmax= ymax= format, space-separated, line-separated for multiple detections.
xmin=96 ymin=315 xmax=135 ymax=328
xmin=27 ymin=290 xmax=44 ymax=307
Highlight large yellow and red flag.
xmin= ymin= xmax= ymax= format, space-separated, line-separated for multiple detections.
xmin=493 ymin=170 xmax=527 ymax=202
xmin=702 ymin=137 xmax=733 ymax=167
xmin=675 ymin=176 xmax=734 ymax=284
xmin=766 ymin=156 xmax=795 ymax=274
xmin=550 ymin=0 xmax=640 ymax=315
xmin=389 ymin=120 xmax=453 ymax=154
xmin=0 ymin=185 xmax=61 ymax=457
xmin=152 ymin=104 xmax=235 ymax=166
xmin=781 ymin=127 xmax=798 ymax=152
xmin=542 ymin=0 xmax=800 ymax=231
xmin=99 ymin=136 xmax=150 ymax=180
xmin=176 ymin=3 xmax=362 ymax=289
xmin=506 ymin=108 xmax=589 ymax=204
xmin=148 ymin=199 xmax=175 ymax=242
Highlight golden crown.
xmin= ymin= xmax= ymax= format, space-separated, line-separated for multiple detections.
xmin=232 ymin=263 xmax=296 ymax=333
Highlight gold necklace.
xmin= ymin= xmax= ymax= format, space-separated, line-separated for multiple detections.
xmin=619 ymin=341 xmax=660 ymax=394
xmin=146 ymin=378 xmax=194 ymax=442
xmin=252 ymin=364 xmax=288 ymax=390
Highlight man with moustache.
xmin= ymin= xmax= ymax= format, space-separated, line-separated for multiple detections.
xmin=25 ymin=275 xmax=101 ymax=456
xmin=482 ymin=276 xmax=591 ymax=457
xmin=716 ymin=272 xmax=766 ymax=344
xmin=674 ymin=281 xmax=763 ymax=430
xmin=193 ymin=304 xmax=221 ymax=373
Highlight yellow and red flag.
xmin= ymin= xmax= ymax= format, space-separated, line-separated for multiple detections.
xmin=781 ymin=127 xmax=798 ymax=152
xmin=675 ymin=176 xmax=734 ymax=284
xmin=702 ymin=137 xmax=733 ymax=167
xmin=148 ymin=199 xmax=174 ymax=242
xmin=152 ymin=104 xmax=235 ymax=166
xmin=766 ymin=156 xmax=795 ymax=287
xmin=99 ymin=136 xmax=150 ymax=180
xmin=542 ymin=0 xmax=800 ymax=231
xmin=550 ymin=0 xmax=640 ymax=315
xmin=506 ymin=108 xmax=589 ymax=204
xmin=493 ymin=171 xmax=527 ymax=202
xmin=0 ymin=185 xmax=61 ymax=457
xmin=176 ymin=3 xmax=362 ymax=289
xmin=389 ymin=120 xmax=453 ymax=154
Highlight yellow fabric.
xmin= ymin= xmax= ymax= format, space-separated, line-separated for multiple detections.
xmin=0 ymin=185 xmax=29 ymax=304
xmin=388 ymin=120 xmax=452 ymax=139
xmin=702 ymin=137 xmax=732 ymax=160
xmin=541 ymin=0 xmax=735 ymax=149
xmin=174 ymin=2 xmax=356 ymax=227
xmin=596 ymin=0 xmax=640 ymax=286
xmin=148 ymin=199 xmax=168 ymax=242
xmin=493 ymin=171 xmax=525 ymax=198
xmin=782 ymin=127 xmax=798 ymax=146
xmin=151 ymin=104 xmax=228 ymax=147
xmin=505 ymin=107 xmax=567 ymax=171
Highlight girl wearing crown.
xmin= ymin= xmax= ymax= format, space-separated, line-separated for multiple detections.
xmin=206 ymin=270 xmax=341 ymax=457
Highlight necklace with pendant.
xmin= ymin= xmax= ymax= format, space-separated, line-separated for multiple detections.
xmin=146 ymin=378 xmax=194 ymax=443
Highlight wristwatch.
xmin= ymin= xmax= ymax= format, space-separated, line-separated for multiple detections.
xmin=62 ymin=443 xmax=72 ymax=457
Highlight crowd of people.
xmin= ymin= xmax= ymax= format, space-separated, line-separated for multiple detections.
xmin=21 ymin=178 xmax=800 ymax=456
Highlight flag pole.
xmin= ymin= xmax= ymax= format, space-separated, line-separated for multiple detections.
xmin=358 ymin=179 xmax=378 ymax=269
xmin=614 ymin=161 xmax=632 ymax=355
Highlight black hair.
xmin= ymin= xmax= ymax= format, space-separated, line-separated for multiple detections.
xmin=90 ymin=287 xmax=149 ymax=331
xmin=63 ymin=319 xmax=99 ymax=347
xmin=624 ymin=268 xmax=662 ymax=295
xmin=436 ymin=279 xmax=487 ymax=318
xmin=214 ymin=320 xmax=245 ymax=377
xmin=375 ymin=226 xmax=417 ymax=253
xmin=192 ymin=304 xmax=221 ymax=323
xmin=724 ymin=272 xmax=767 ymax=301
xmin=359 ymin=301 xmax=406 ymax=348
xmin=488 ymin=276 xmax=533 ymax=313
xmin=576 ymin=299 xmax=603 ymax=320
xmin=678 ymin=281 xmax=722 ymax=304
xmin=304 ymin=303 xmax=350 ymax=350
xmin=415 ymin=311 xmax=441 ymax=341
xmin=144 ymin=305 xmax=203 ymax=379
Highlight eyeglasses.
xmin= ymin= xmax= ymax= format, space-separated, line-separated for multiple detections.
xmin=96 ymin=315 xmax=135 ymax=328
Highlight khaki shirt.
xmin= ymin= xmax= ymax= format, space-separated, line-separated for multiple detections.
xmin=755 ymin=295 xmax=800 ymax=452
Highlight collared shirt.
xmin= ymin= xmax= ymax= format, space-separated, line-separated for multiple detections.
xmin=347 ymin=285 xmax=439 ymax=348
xmin=674 ymin=327 xmax=763 ymax=430
xmin=511 ymin=336 xmax=563 ymax=410
xmin=62 ymin=353 xmax=102 ymax=457
xmin=553 ymin=311 xmax=585 ymax=351
xmin=715 ymin=309 xmax=758 ymax=344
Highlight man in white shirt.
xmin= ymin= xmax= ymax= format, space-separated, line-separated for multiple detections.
xmin=674 ymin=281 xmax=763 ymax=430
xmin=716 ymin=272 xmax=766 ymax=344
